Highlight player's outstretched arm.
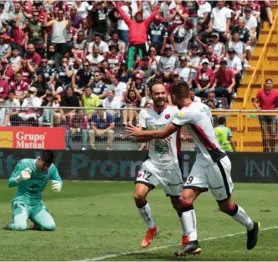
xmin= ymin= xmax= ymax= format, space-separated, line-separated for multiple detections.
xmin=126 ymin=123 xmax=179 ymax=140
xmin=8 ymin=161 xmax=31 ymax=187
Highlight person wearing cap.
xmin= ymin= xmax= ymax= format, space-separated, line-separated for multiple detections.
xmin=115 ymin=2 xmax=159 ymax=69
xmin=211 ymin=58 xmax=235 ymax=105
xmin=158 ymin=44 xmax=179 ymax=76
xmin=210 ymin=32 xmax=226 ymax=61
xmin=195 ymin=58 xmax=215 ymax=97
xmin=243 ymin=7 xmax=258 ymax=42
xmin=206 ymin=0 xmax=231 ymax=41
xmin=17 ymin=86 xmax=42 ymax=124
xmin=25 ymin=11 xmax=47 ymax=58
xmin=170 ymin=19 xmax=194 ymax=55
xmin=0 ymin=33 xmax=11 ymax=60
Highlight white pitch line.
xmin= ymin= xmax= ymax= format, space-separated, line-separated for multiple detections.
xmin=80 ymin=226 xmax=278 ymax=261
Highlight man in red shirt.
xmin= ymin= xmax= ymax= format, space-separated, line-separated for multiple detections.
xmin=24 ymin=43 xmax=42 ymax=70
xmin=253 ymin=78 xmax=278 ymax=152
xmin=212 ymin=59 xmax=235 ymax=105
xmin=9 ymin=72 xmax=29 ymax=102
xmin=115 ymin=2 xmax=159 ymax=69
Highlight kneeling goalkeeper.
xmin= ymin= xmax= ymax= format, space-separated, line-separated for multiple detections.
xmin=5 ymin=150 xmax=63 ymax=231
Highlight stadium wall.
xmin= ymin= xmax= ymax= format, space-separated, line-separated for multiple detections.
xmin=0 ymin=150 xmax=277 ymax=183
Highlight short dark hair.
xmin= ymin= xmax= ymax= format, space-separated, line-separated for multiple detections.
xmin=8 ymin=89 xmax=15 ymax=95
xmin=40 ymin=150 xmax=54 ymax=165
xmin=148 ymin=80 xmax=165 ymax=94
xmin=172 ymin=80 xmax=190 ymax=97
xmin=218 ymin=117 xmax=226 ymax=125
xmin=265 ymin=78 xmax=273 ymax=83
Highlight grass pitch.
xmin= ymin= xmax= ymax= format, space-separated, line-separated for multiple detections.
xmin=0 ymin=181 xmax=277 ymax=261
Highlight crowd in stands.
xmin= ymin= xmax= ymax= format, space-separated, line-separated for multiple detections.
xmin=0 ymin=0 xmax=274 ymax=150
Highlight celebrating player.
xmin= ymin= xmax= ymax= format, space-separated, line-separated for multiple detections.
xmin=4 ymin=150 xmax=63 ymax=231
xmin=133 ymin=81 xmax=189 ymax=248
xmin=126 ymin=80 xmax=259 ymax=256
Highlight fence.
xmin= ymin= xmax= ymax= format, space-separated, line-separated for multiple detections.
xmin=0 ymin=105 xmax=277 ymax=152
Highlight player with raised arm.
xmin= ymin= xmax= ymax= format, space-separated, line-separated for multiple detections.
xmin=133 ymin=80 xmax=189 ymax=248
xmin=4 ymin=150 xmax=63 ymax=231
xmin=127 ymin=80 xmax=259 ymax=256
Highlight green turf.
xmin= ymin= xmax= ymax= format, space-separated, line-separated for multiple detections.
xmin=0 ymin=181 xmax=277 ymax=261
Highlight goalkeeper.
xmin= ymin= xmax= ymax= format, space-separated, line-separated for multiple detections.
xmin=4 ymin=150 xmax=62 ymax=231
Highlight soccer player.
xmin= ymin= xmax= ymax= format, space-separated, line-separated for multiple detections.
xmin=4 ymin=150 xmax=62 ymax=231
xmin=133 ymin=80 xmax=189 ymax=248
xmin=127 ymin=80 xmax=259 ymax=256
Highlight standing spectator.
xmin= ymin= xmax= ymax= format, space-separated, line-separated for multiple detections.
xmin=212 ymin=59 xmax=235 ymax=105
xmin=168 ymin=0 xmax=189 ymax=32
xmin=69 ymin=6 xmax=83 ymax=29
xmin=89 ymin=105 xmax=115 ymax=150
xmin=195 ymin=59 xmax=215 ymax=97
xmin=253 ymin=79 xmax=278 ymax=152
xmin=206 ymin=0 xmax=231 ymax=42
xmin=66 ymin=109 xmax=89 ymax=151
xmin=170 ymin=19 xmax=194 ymax=55
xmin=25 ymin=11 xmax=47 ymax=57
xmin=115 ymin=2 xmax=159 ymax=69
xmin=214 ymin=117 xmax=235 ymax=152
xmin=90 ymin=1 xmax=108 ymax=37
xmin=148 ymin=15 xmax=167 ymax=52
xmin=202 ymin=91 xmax=223 ymax=109
xmin=46 ymin=9 xmax=70 ymax=56
xmin=114 ymin=1 xmax=130 ymax=45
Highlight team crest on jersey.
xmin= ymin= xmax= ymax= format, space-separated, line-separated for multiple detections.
xmin=165 ymin=114 xmax=170 ymax=119
xmin=178 ymin=112 xmax=184 ymax=118
xmin=137 ymin=172 xmax=143 ymax=178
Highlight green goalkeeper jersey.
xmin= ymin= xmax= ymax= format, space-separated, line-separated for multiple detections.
xmin=8 ymin=158 xmax=62 ymax=205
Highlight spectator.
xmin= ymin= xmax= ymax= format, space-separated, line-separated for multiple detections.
xmin=69 ymin=6 xmax=83 ymax=29
xmin=202 ymin=91 xmax=223 ymax=109
xmin=55 ymin=57 xmax=74 ymax=92
xmin=3 ymin=89 xmax=20 ymax=126
xmin=212 ymin=59 xmax=235 ymax=105
xmin=9 ymin=71 xmax=29 ymax=102
xmin=86 ymin=45 xmax=104 ymax=69
xmin=170 ymin=19 xmax=194 ymax=55
xmin=115 ymin=2 xmax=159 ymax=69
xmin=148 ymin=15 xmax=167 ymax=52
xmin=46 ymin=9 xmax=70 ymax=56
xmin=74 ymin=61 xmax=94 ymax=91
xmin=89 ymin=105 xmax=115 ymax=150
xmin=66 ymin=109 xmax=89 ymax=151
xmin=17 ymin=87 xmax=42 ymax=125
xmin=148 ymin=46 xmax=160 ymax=71
xmin=195 ymin=58 xmax=215 ymax=97
xmin=206 ymin=0 xmax=231 ymax=42
xmin=214 ymin=117 xmax=235 ymax=152
xmin=227 ymin=31 xmax=246 ymax=62
xmin=41 ymin=91 xmax=61 ymax=126
xmin=47 ymin=44 xmax=62 ymax=69
xmin=226 ymin=48 xmax=242 ymax=98
xmin=110 ymin=74 xmax=126 ymax=100
xmin=25 ymin=11 xmax=47 ymax=57
xmin=0 ymin=33 xmax=11 ymax=60
xmin=158 ymin=44 xmax=179 ymax=76
xmin=203 ymin=44 xmax=219 ymax=70
xmin=102 ymin=89 xmax=121 ymax=120
xmin=107 ymin=32 xmax=126 ymax=54
xmin=90 ymin=1 xmax=108 ymax=37
xmin=60 ymin=86 xmax=80 ymax=121
xmin=76 ymin=86 xmax=100 ymax=117
xmin=114 ymin=2 xmax=130 ymax=45
xmin=36 ymin=58 xmax=55 ymax=83
xmin=176 ymin=55 xmax=193 ymax=84
xmin=189 ymin=87 xmax=201 ymax=102
xmin=243 ymin=7 xmax=257 ymax=42
xmin=253 ymin=79 xmax=278 ymax=152
xmin=31 ymin=74 xmax=50 ymax=98
xmin=14 ymin=59 xmax=35 ymax=84
xmin=197 ymin=0 xmax=211 ymax=33
xmin=122 ymin=86 xmax=141 ymax=126
xmin=91 ymin=70 xmax=107 ymax=99
xmin=88 ymin=33 xmax=109 ymax=57
xmin=9 ymin=47 xmax=21 ymax=69
xmin=168 ymin=0 xmax=189 ymax=32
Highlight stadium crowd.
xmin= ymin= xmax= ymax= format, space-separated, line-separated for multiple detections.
xmin=0 ymin=0 xmax=274 ymax=150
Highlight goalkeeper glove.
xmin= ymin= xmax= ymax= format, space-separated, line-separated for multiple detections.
xmin=51 ymin=180 xmax=62 ymax=192
xmin=15 ymin=168 xmax=32 ymax=184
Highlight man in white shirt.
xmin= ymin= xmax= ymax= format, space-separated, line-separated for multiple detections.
xmin=207 ymin=0 xmax=231 ymax=42
xmin=102 ymin=89 xmax=121 ymax=120
xmin=243 ymin=7 xmax=257 ymax=41
xmin=87 ymin=34 xmax=108 ymax=57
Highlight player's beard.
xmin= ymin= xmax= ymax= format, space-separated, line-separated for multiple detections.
xmin=154 ymin=98 xmax=166 ymax=108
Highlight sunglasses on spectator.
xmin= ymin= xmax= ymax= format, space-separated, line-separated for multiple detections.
xmin=28 ymin=90 xmax=35 ymax=94
xmin=83 ymin=64 xmax=89 ymax=67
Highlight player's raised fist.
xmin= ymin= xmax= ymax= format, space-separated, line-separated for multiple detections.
xmin=15 ymin=168 xmax=32 ymax=183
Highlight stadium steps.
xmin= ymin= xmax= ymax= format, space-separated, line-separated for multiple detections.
xmin=229 ymin=5 xmax=278 ymax=152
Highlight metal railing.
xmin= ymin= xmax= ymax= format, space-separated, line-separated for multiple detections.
xmin=243 ymin=8 xmax=278 ymax=109
xmin=1 ymin=106 xmax=278 ymax=152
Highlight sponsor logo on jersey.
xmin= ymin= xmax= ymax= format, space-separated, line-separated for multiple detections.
xmin=165 ymin=114 xmax=170 ymax=119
